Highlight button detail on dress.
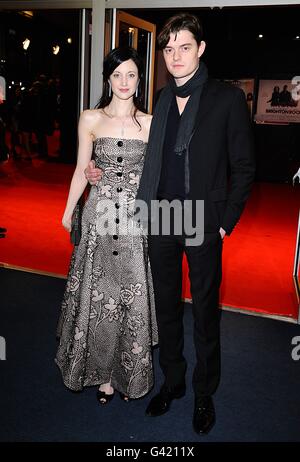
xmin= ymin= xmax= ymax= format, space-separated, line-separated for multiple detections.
xmin=113 ymin=251 xmax=118 ymax=256
xmin=115 ymin=203 xmax=120 ymax=209
xmin=113 ymin=235 xmax=118 ymax=240
xmin=117 ymin=141 xmax=123 ymax=147
xmin=117 ymin=172 xmax=122 ymax=177
xmin=117 ymin=156 xmax=123 ymax=163
xmin=117 ymin=187 xmax=123 ymax=193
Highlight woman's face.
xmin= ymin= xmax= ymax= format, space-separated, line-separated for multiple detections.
xmin=109 ymin=59 xmax=139 ymax=100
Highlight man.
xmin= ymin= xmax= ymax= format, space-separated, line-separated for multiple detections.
xmin=85 ymin=13 xmax=255 ymax=435
xmin=279 ymin=84 xmax=292 ymax=107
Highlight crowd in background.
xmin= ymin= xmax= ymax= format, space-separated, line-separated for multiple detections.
xmin=0 ymin=74 xmax=61 ymax=162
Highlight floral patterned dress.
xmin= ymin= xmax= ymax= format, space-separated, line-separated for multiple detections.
xmin=55 ymin=137 xmax=158 ymax=398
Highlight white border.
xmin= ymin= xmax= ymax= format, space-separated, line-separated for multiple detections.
xmin=105 ymin=0 xmax=300 ymax=6
xmin=1 ymin=0 xmax=300 ymax=9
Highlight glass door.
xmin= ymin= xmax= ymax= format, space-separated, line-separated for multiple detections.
xmin=114 ymin=10 xmax=156 ymax=113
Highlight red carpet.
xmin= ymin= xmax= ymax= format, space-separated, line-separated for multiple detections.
xmin=0 ymin=158 xmax=299 ymax=320
xmin=0 ymin=158 xmax=72 ymax=275
xmin=183 ymin=182 xmax=299 ymax=319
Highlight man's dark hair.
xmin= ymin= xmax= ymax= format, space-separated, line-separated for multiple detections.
xmin=157 ymin=13 xmax=204 ymax=49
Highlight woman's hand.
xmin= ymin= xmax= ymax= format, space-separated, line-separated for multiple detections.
xmin=62 ymin=214 xmax=72 ymax=232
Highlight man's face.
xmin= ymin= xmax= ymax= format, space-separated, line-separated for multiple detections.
xmin=162 ymin=29 xmax=205 ymax=84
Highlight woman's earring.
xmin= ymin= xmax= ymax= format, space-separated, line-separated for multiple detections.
xmin=108 ymin=81 xmax=112 ymax=97
xmin=135 ymin=85 xmax=139 ymax=98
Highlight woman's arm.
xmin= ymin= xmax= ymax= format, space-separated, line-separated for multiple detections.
xmin=62 ymin=110 xmax=94 ymax=231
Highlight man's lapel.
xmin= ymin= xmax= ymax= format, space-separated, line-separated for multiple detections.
xmin=193 ymin=79 xmax=218 ymax=134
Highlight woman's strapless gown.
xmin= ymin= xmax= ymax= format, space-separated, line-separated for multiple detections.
xmin=55 ymin=137 xmax=158 ymax=398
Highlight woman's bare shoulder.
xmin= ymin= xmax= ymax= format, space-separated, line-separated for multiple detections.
xmin=143 ymin=113 xmax=153 ymax=122
xmin=136 ymin=111 xmax=152 ymax=130
xmin=80 ymin=109 xmax=107 ymax=138
xmin=80 ymin=108 xmax=103 ymax=122
xmin=136 ymin=111 xmax=152 ymax=119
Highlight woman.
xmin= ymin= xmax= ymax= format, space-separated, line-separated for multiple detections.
xmin=55 ymin=47 xmax=157 ymax=403
xmin=267 ymin=86 xmax=280 ymax=106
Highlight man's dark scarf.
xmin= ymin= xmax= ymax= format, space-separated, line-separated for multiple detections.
xmin=135 ymin=60 xmax=208 ymax=221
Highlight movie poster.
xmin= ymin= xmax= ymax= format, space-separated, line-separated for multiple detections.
xmin=224 ymin=79 xmax=255 ymax=117
xmin=255 ymin=79 xmax=300 ymax=124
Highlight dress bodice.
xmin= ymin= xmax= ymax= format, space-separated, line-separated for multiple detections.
xmin=93 ymin=137 xmax=147 ymax=173
xmin=88 ymin=137 xmax=147 ymax=213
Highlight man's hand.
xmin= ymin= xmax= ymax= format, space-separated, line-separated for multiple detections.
xmin=219 ymin=227 xmax=226 ymax=239
xmin=84 ymin=160 xmax=103 ymax=185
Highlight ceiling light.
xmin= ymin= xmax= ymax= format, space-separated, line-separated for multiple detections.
xmin=23 ymin=38 xmax=30 ymax=50
xmin=19 ymin=11 xmax=34 ymax=19
xmin=53 ymin=45 xmax=60 ymax=55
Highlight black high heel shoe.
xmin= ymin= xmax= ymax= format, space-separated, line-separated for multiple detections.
xmin=97 ymin=389 xmax=115 ymax=405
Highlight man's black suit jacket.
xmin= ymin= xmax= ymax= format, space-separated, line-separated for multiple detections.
xmin=183 ymin=78 xmax=255 ymax=235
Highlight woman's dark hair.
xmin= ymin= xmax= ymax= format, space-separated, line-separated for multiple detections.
xmin=95 ymin=47 xmax=146 ymax=128
xmin=157 ymin=13 xmax=204 ymax=49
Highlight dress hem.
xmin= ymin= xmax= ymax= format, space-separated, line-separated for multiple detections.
xmin=54 ymin=358 xmax=154 ymax=400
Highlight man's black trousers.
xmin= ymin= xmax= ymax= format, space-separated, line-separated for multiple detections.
xmin=148 ymin=231 xmax=223 ymax=398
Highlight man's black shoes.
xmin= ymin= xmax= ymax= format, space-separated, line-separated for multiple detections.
xmin=145 ymin=383 xmax=186 ymax=417
xmin=193 ymin=396 xmax=215 ymax=435
xmin=146 ymin=386 xmax=215 ymax=434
